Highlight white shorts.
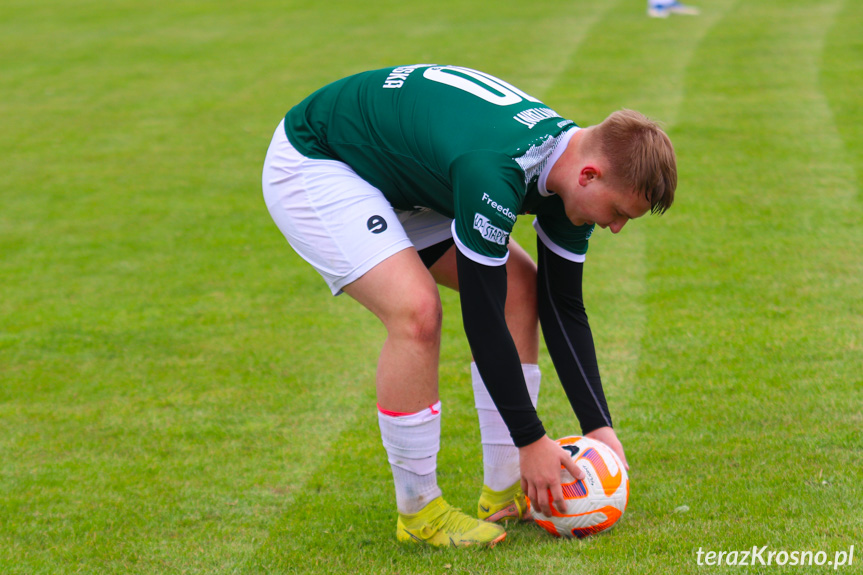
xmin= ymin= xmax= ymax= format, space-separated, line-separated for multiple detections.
xmin=262 ymin=119 xmax=453 ymax=295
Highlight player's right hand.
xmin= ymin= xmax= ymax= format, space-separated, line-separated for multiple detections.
xmin=518 ymin=434 xmax=585 ymax=517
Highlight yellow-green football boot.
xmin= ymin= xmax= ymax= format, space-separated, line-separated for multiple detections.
xmin=397 ymin=496 xmax=506 ymax=547
xmin=477 ymin=481 xmax=532 ymax=523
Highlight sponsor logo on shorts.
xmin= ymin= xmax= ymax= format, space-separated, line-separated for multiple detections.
xmin=367 ymin=215 xmax=388 ymax=234
xmin=473 ymin=214 xmax=509 ymax=246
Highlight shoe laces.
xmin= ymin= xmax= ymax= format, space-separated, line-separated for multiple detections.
xmin=431 ymin=504 xmax=484 ymax=534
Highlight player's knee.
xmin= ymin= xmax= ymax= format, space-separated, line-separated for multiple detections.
xmin=394 ymin=291 xmax=442 ymax=345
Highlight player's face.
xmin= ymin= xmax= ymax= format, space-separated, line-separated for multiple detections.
xmin=565 ymin=182 xmax=652 ymax=234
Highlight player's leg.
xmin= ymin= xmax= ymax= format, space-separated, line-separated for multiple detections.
xmin=343 ymin=248 xmax=442 ymax=414
xmin=648 ymin=0 xmax=700 ymax=17
xmin=341 ymin=250 xmax=444 ymax=515
xmin=343 ymin=247 xmax=505 ymax=547
xmin=429 ymin=240 xmax=539 ymax=522
xmin=263 ymin=124 xmax=503 ymax=546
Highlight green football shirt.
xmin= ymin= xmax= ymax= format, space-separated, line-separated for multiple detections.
xmin=284 ymin=64 xmax=594 ymax=265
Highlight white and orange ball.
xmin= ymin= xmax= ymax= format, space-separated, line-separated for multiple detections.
xmin=529 ymin=436 xmax=629 ymax=539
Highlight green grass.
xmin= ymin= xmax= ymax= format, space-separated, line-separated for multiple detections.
xmin=1 ymin=0 xmax=861 ymax=573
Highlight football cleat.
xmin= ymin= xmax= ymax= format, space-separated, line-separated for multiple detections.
xmin=397 ymin=496 xmax=506 ymax=548
xmin=477 ymin=482 xmax=532 ymax=523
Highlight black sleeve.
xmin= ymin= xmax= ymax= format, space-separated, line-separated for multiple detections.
xmin=536 ymin=237 xmax=613 ymax=434
xmin=456 ymin=249 xmax=546 ymax=447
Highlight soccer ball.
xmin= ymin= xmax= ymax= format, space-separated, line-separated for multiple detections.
xmin=529 ymin=436 xmax=629 ymax=539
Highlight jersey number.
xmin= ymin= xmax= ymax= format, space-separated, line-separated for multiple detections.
xmin=423 ymin=66 xmax=540 ymax=106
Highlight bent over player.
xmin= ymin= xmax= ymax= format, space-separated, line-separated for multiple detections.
xmin=262 ymin=64 xmax=676 ymax=547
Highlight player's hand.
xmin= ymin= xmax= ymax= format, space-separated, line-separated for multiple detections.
xmin=585 ymin=426 xmax=629 ymax=471
xmin=519 ymin=435 xmax=585 ymax=517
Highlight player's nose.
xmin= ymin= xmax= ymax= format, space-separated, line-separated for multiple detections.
xmin=609 ymin=219 xmax=627 ymax=234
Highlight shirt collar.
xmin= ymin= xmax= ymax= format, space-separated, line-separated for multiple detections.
xmin=538 ymin=127 xmax=579 ymax=197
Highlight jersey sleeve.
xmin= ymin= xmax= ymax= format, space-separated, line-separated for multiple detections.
xmin=450 ymin=150 xmax=525 ymax=266
xmin=533 ymin=195 xmax=595 ymax=263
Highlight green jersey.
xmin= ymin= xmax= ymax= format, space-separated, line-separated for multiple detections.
xmin=284 ymin=64 xmax=594 ymax=265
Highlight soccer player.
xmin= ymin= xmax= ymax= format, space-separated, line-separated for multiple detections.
xmin=648 ymin=0 xmax=700 ymax=18
xmin=262 ymin=65 xmax=676 ymax=547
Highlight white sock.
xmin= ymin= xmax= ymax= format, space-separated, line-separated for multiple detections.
xmin=377 ymin=401 xmax=443 ymax=514
xmin=472 ymin=363 xmax=541 ymax=491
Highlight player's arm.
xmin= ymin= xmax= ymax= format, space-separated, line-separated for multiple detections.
xmin=450 ymin=151 xmax=546 ymax=445
xmin=455 ymin=250 xmax=543 ymax=445
xmin=456 ymin=249 xmax=584 ymax=515
xmin=536 ymin=234 xmax=628 ymax=469
xmin=450 ymin=151 xmax=583 ymax=515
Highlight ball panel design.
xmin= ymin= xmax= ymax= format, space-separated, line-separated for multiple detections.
xmin=529 ymin=436 xmax=629 ymax=539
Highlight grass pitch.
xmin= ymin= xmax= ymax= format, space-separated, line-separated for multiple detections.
xmin=1 ymin=0 xmax=861 ymax=573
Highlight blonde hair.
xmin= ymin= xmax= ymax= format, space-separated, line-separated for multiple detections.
xmin=591 ymin=109 xmax=677 ymax=214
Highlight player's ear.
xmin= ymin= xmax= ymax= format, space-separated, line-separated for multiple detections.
xmin=578 ymin=165 xmax=600 ymax=187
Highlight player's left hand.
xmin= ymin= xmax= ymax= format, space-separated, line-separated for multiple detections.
xmin=585 ymin=426 xmax=629 ymax=471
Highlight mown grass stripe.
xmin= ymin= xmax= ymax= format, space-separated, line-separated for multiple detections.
xmin=633 ymin=0 xmax=861 ymax=555
xmin=2 ymin=1 xmax=860 ymax=573
xmin=821 ymin=0 xmax=863 ymax=194
xmin=535 ymin=0 xmax=739 ymax=438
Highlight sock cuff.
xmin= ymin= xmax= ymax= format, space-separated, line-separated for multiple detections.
xmin=378 ymin=401 xmax=441 ymax=474
xmin=377 ymin=400 xmax=442 ymax=423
